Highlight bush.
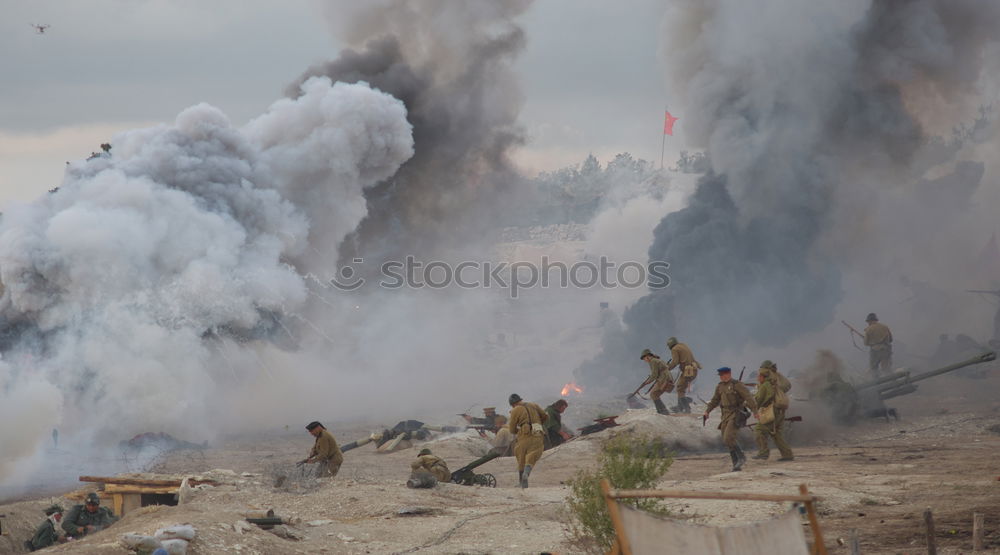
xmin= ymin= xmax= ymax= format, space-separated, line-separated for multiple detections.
xmin=565 ymin=433 xmax=674 ymax=552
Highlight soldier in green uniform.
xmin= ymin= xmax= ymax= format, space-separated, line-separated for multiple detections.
xmin=543 ymin=399 xmax=573 ymax=448
xmin=665 ymin=337 xmax=700 ymax=413
xmin=29 ymin=504 xmax=65 ymax=550
xmin=410 ymin=448 xmax=451 ymax=483
xmin=863 ymin=313 xmax=893 ymax=376
xmin=302 ymin=421 xmax=345 ymax=478
xmin=508 ymin=393 xmax=548 ymax=488
xmin=703 ymin=367 xmax=757 ymax=472
xmin=639 ymin=348 xmax=675 ymax=415
xmin=752 ymin=363 xmax=794 ymax=461
xmin=62 ymin=493 xmax=117 ymax=538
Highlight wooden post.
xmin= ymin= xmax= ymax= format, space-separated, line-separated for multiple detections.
xmin=800 ymin=484 xmax=827 ymax=555
xmin=848 ymin=528 xmax=861 ymax=555
xmin=973 ymin=512 xmax=984 ymax=551
xmin=924 ymin=508 xmax=937 ymax=555
xmin=601 ymin=479 xmax=631 ymax=555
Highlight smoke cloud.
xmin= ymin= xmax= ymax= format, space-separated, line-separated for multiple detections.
xmin=0 ymin=77 xmax=413 ymax=484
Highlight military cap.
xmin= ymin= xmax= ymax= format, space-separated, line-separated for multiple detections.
xmin=760 ymin=360 xmax=776 ymax=369
xmin=44 ymin=504 xmax=64 ymax=516
xmin=640 ymin=348 xmax=653 ymax=360
xmin=508 ymin=393 xmax=522 ymax=406
xmin=483 ymin=407 xmax=496 ymax=415
xmin=666 ymin=337 xmax=678 ymax=348
xmin=716 ymin=366 xmax=732 ymax=374
xmin=85 ymin=492 xmax=101 ymax=505
xmin=418 ymin=448 xmax=432 ymax=456
xmin=866 ymin=313 xmax=878 ymax=322
xmin=306 ymin=421 xmax=323 ymax=431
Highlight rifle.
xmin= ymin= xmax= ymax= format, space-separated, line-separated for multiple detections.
xmin=841 ymin=320 xmax=865 ymax=351
xmin=702 ymin=414 xmax=707 ymax=427
xmin=466 ymin=425 xmax=497 ymax=439
xmin=967 ymin=289 xmax=1000 ymax=296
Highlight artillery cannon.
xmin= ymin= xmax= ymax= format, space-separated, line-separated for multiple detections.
xmin=816 ymin=351 xmax=996 ymax=424
xmin=450 ymin=451 xmax=500 ymax=487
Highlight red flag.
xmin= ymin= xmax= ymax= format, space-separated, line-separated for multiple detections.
xmin=663 ymin=110 xmax=679 ymax=135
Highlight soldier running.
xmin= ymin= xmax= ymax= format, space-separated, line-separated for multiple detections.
xmin=703 ymin=367 xmax=757 ymax=472
xmin=639 ymin=348 xmax=675 ymax=415
xmin=863 ymin=313 xmax=893 ymax=376
xmin=752 ymin=362 xmax=794 ymax=461
xmin=665 ymin=337 xmax=700 ymax=413
xmin=507 ymin=393 xmax=548 ymax=488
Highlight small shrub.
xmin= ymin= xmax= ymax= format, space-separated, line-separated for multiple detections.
xmin=565 ymin=433 xmax=674 ymax=552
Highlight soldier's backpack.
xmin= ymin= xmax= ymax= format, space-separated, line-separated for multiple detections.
xmin=774 ymin=370 xmax=792 ymax=393
xmin=774 ymin=377 xmax=791 ymax=410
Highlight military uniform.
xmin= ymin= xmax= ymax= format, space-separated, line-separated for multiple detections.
xmin=491 ymin=424 xmax=515 ymax=456
xmin=666 ymin=340 xmax=700 ymax=413
xmin=864 ymin=318 xmax=893 ymax=375
xmin=411 ymin=453 xmax=451 ymax=483
xmin=753 ymin=368 xmax=793 ymax=461
xmin=508 ymin=396 xmax=548 ymax=488
xmin=704 ymin=370 xmax=757 ymax=471
xmin=62 ymin=503 xmax=117 ymax=537
xmin=543 ymin=404 xmax=567 ymax=448
xmin=30 ymin=506 xmax=64 ymax=550
xmin=307 ymin=428 xmax=344 ymax=478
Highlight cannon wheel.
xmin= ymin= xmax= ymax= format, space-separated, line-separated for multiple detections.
xmin=481 ymin=473 xmax=496 ymax=488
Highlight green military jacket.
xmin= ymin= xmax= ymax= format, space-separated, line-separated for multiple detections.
xmin=31 ymin=518 xmax=59 ymax=549
xmin=645 ymin=357 xmax=674 ymax=385
xmin=62 ymin=504 xmax=117 ymax=536
xmin=705 ymin=381 xmax=757 ymax=416
xmin=543 ymin=405 xmax=562 ymax=434
xmin=755 ymin=380 xmax=776 ymax=409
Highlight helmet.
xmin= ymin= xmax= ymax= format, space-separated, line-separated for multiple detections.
xmin=758 ymin=367 xmax=772 ymax=377
xmin=418 ymin=448 xmax=432 ymax=456
xmin=760 ymin=360 xmax=776 ymax=369
xmin=666 ymin=337 xmax=678 ymax=348
xmin=508 ymin=393 xmax=522 ymax=406
xmin=85 ymin=492 xmax=100 ymax=505
xmin=866 ymin=313 xmax=878 ymax=322
xmin=640 ymin=348 xmax=653 ymax=360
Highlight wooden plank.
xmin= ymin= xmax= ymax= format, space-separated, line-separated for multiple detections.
xmin=924 ymin=508 xmax=937 ymax=555
xmin=112 ymin=494 xmax=123 ymax=518
xmin=78 ymin=476 xmax=217 ymax=487
xmin=65 ymin=490 xmax=112 ymax=501
xmin=103 ymin=484 xmax=178 ymax=494
xmin=121 ymin=493 xmax=141 ymax=516
xmin=601 ymin=479 xmax=631 ymax=555
xmin=609 ymin=488 xmax=815 ymax=503
xmin=973 ymin=512 xmax=984 ymax=551
xmin=801 ymin=484 xmax=827 ymax=555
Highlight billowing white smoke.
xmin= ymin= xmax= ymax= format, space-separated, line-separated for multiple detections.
xmin=0 ymin=77 xmax=413 ymax=483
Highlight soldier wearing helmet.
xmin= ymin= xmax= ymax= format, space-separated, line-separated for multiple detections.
xmin=863 ymin=313 xmax=893 ymax=376
xmin=62 ymin=492 xmax=118 ymax=538
xmin=665 ymin=337 xmax=701 ymax=413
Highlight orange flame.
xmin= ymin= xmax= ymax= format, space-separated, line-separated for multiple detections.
xmin=560 ymin=382 xmax=583 ymax=396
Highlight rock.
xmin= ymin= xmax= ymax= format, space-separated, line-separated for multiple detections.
xmin=307 ymin=520 xmax=333 ymax=527
xmin=159 ymin=538 xmax=189 ymax=554
xmin=337 ymin=533 xmax=355 ymax=542
xmin=266 ymin=524 xmax=305 ymax=541
xmin=234 ymin=521 xmax=254 ymax=535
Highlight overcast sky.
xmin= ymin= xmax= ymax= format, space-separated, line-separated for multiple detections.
xmin=0 ymin=0 xmax=673 ymax=205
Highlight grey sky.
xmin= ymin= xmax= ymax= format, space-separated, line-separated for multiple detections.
xmin=1 ymin=0 xmax=671 ymax=202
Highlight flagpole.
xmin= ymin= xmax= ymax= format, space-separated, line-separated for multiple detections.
xmin=659 ymin=131 xmax=666 ymax=171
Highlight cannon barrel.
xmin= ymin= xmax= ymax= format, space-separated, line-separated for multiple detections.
xmin=856 ymin=351 xmax=996 ymax=400
xmin=451 ymin=451 xmax=501 ymax=478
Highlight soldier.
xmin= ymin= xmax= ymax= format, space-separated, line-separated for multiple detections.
xmin=639 ymin=348 xmax=675 ymax=415
xmin=543 ymin=399 xmax=573 ymax=448
xmin=62 ymin=493 xmax=117 ymax=538
xmin=29 ymin=504 xmax=65 ymax=550
xmin=301 ymin=421 xmax=344 ymax=478
xmin=752 ymin=363 xmax=794 ymax=461
xmin=703 ymin=367 xmax=757 ymax=472
xmin=863 ymin=313 xmax=893 ymax=375
xmin=410 ymin=448 xmax=451 ymax=483
xmin=665 ymin=337 xmax=701 ymax=413
xmin=491 ymin=414 xmax=515 ymax=456
xmin=507 ymin=393 xmax=548 ymax=488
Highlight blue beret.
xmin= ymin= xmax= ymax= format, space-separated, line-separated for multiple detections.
xmin=716 ymin=367 xmax=732 ymax=374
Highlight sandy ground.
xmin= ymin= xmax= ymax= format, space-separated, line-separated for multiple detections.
xmin=3 ymin=374 xmax=1000 ymax=554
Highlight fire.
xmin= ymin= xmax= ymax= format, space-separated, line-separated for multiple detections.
xmin=560 ymin=382 xmax=583 ymax=396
